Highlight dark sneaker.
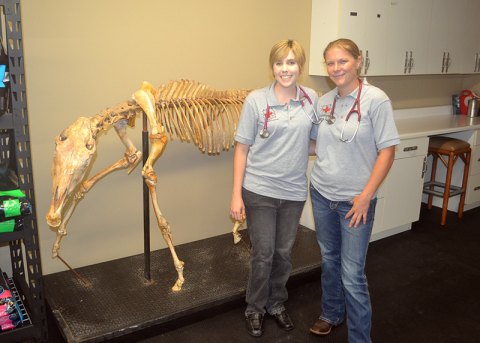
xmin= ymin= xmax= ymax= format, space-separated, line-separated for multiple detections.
xmin=245 ymin=313 xmax=264 ymax=337
xmin=273 ymin=310 xmax=294 ymax=331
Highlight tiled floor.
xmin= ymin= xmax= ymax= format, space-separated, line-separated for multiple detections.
xmin=48 ymin=204 xmax=480 ymax=342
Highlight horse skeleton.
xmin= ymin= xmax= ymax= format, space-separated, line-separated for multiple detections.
xmin=45 ymin=80 xmax=249 ymax=291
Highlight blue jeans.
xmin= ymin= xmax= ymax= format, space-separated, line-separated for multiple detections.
xmin=310 ymin=185 xmax=376 ymax=343
xmin=242 ymin=188 xmax=305 ymax=316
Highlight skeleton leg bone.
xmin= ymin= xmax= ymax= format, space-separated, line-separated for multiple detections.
xmin=134 ymin=86 xmax=185 ymax=291
xmin=82 ymin=123 xmax=142 ymax=192
xmin=80 ymin=151 xmax=141 ymax=192
xmin=51 ymin=164 xmax=94 ymax=257
xmin=146 ymin=177 xmax=185 ymax=291
xmin=133 ymin=83 xmax=162 ymax=135
xmin=232 ymin=220 xmax=244 ymax=244
xmin=144 ymin=133 xmax=185 ymax=291
xmin=52 ymin=199 xmax=78 ymax=257
xmin=114 ymin=120 xmax=143 ymax=175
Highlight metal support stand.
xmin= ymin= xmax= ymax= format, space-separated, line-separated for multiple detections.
xmin=142 ymin=113 xmax=151 ymax=281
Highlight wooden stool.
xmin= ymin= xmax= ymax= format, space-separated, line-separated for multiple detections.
xmin=423 ymin=136 xmax=471 ymax=225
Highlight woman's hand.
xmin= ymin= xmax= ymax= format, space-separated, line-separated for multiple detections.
xmin=230 ymin=195 xmax=246 ymax=222
xmin=230 ymin=142 xmax=249 ymax=222
xmin=345 ymin=146 xmax=395 ymax=228
xmin=345 ymin=193 xmax=371 ymax=228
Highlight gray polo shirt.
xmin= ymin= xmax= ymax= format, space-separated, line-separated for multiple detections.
xmin=310 ymin=78 xmax=400 ymax=202
xmin=235 ymin=82 xmax=318 ymax=201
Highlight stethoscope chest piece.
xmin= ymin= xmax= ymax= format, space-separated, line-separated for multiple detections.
xmin=259 ymin=128 xmax=270 ymax=138
xmin=260 ymin=104 xmax=273 ymax=139
xmin=325 ymin=115 xmax=336 ymax=125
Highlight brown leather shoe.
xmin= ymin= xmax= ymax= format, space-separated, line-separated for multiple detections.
xmin=309 ymin=318 xmax=334 ymax=336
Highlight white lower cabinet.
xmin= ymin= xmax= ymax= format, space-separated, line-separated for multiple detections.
xmin=372 ymin=137 xmax=429 ymax=240
xmin=466 ymin=173 xmax=480 ymax=204
xmin=465 ymin=130 xmax=480 ymax=205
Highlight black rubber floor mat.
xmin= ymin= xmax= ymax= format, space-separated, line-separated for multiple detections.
xmin=44 ymin=226 xmax=320 ymax=343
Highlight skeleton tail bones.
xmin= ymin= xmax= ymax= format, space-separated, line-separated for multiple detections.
xmin=45 ymin=80 xmax=249 ymax=291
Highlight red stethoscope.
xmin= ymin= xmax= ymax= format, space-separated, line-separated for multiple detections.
xmin=259 ymin=86 xmax=320 ymax=139
xmin=328 ymin=79 xmax=362 ymax=143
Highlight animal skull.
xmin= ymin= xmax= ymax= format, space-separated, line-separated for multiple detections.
xmin=46 ymin=117 xmax=96 ymax=228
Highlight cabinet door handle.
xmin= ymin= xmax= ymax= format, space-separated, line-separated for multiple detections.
xmin=474 ymin=186 xmax=480 ymax=191
xmin=442 ymin=52 xmax=446 ymax=73
xmin=365 ymin=50 xmax=370 ymax=75
xmin=403 ymin=145 xmax=418 ymax=152
xmin=408 ymin=51 xmax=414 ymax=73
xmin=404 ymin=51 xmax=409 ymax=74
xmin=475 ymin=53 xmax=479 ymax=73
xmin=421 ymin=156 xmax=428 ymax=179
xmin=446 ymin=52 xmax=451 ymax=73
xmin=360 ymin=49 xmax=364 ymax=73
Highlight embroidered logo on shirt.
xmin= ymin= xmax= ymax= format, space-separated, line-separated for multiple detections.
xmin=262 ymin=107 xmax=278 ymax=121
xmin=321 ymin=104 xmax=332 ymax=115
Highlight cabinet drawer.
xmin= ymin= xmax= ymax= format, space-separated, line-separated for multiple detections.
xmin=470 ymin=146 xmax=480 ymax=176
xmin=466 ymin=173 xmax=480 ymax=204
xmin=395 ymin=137 xmax=429 ymax=159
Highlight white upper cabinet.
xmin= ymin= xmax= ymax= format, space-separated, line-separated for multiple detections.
xmin=309 ymin=0 xmax=479 ymax=76
xmin=338 ymin=0 xmax=389 ymax=75
xmin=309 ymin=0 xmax=389 ymax=76
xmin=309 ymin=0 xmax=335 ymax=76
xmin=426 ymin=0 xmax=467 ymax=74
xmin=462 ymin=0 xmax=480 ymax=73
xmin=384 ymin=0 xmax=432 ymax=75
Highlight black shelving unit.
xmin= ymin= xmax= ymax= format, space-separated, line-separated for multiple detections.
xmin=0 ymin=1 xmax=47 ymax=342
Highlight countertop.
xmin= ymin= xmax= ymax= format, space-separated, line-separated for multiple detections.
xmin=393 ymin=106 xmax=480 ymax=139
